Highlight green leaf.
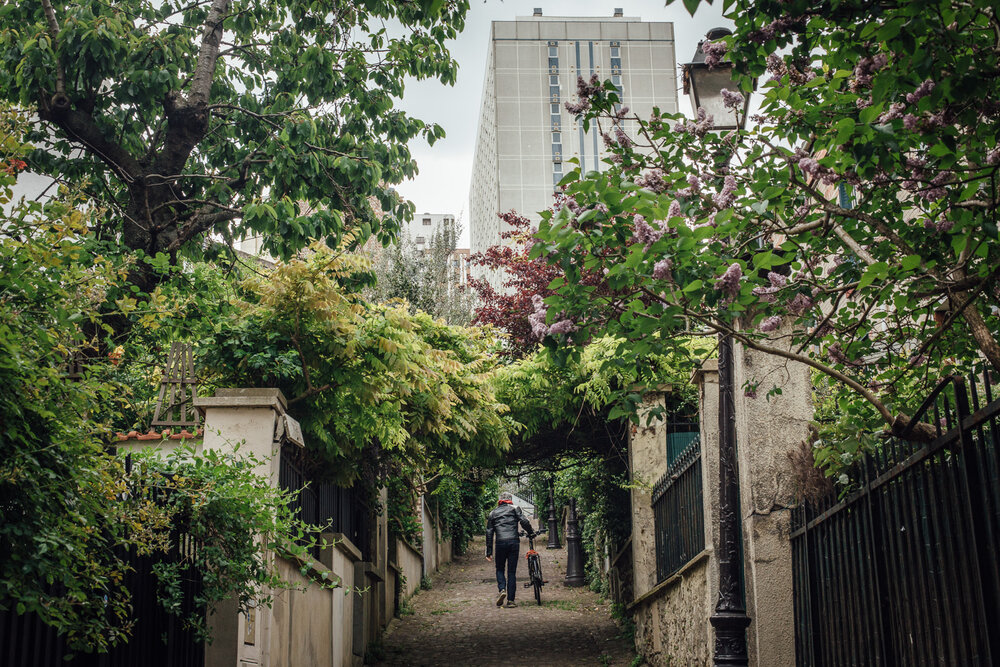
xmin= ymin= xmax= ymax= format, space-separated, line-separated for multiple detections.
xmin=901 ymin=255 xmax=922 ymax=271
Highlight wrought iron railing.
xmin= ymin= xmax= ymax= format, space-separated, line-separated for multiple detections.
xmin=651 ymin=435 xmax=705 ymax=583
xmin=279 ymin=441 xmax=370 ymax=561
xmin=792 ymin=371 xmax=1000 ymax=665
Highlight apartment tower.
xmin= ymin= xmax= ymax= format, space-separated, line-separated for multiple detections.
xmin=469 ymin=8 xmax=678 ymax=286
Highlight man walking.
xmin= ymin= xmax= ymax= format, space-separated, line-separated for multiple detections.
xmin=485 ymin=491 xmax=535 ymax=608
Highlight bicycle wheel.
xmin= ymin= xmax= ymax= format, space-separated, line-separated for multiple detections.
xmin=534 ymin=578 xmax=542 ymax=605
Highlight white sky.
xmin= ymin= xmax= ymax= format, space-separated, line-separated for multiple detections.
xmin=393 ymin=1 xmax=728 ymax=247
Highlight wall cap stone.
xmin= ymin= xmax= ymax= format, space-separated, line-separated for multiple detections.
xmin=325 ymin=532 xmax=364 ymax=563
xmin=194 ymin=388 xmax=288 ymax=415
xmin=690 ymin=359 xmax=719 ymax=386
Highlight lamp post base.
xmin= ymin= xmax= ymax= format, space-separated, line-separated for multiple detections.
xmin=710 ymin=610 xmax=751 ymax=666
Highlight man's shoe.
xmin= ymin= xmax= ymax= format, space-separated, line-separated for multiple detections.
xmin=505 ymin=601 xmax=517 ymax=608
xmin=496 ymin=590 xmax=506 ymax=607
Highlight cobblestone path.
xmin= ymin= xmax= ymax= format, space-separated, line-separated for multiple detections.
xmin=375 ymin=537 xmax=637 ymax=666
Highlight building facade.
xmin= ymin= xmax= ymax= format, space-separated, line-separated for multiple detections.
xmin=469 ymin=9 xmax=679 ymax=286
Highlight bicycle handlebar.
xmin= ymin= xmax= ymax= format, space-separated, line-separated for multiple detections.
xmin=519 ymin=528 xmax=548 ymax=538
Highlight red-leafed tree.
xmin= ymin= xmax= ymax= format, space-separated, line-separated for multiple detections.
xmin=469 ymin=211 xmax=560 ymax=358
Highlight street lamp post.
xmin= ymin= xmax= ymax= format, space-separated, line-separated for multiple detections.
xmin=683 ymin=28 xmax=752 ymax=667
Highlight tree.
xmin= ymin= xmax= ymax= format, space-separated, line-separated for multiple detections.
xmin=0 ymin=0 xmax=467 ymax=289
xmin=532 ymin=0 xmax=1000 ymax=457
xmin=366 ymin=216 xmax=474 ymax=325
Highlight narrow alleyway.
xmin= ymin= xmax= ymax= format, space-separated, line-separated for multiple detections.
xmin=375 ymin=537 xmax=636 ymax=666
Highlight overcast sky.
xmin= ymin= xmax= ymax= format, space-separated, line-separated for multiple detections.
xmin=393 ymin=1 xmax=728 ymax=246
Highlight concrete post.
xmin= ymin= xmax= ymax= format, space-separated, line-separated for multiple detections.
xmin=194 ymin=388 xmax=290 ymax=667
xmin=628 ymin=392 xmax=669 ymax=599
xmin=732 ymin=331 xmax=813 ymax=667
xmin=692 ymin=359 xmax=722 ymax=658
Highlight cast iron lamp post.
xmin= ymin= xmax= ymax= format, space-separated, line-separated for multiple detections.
xmin=683 ymin=28 xmax=752 ymax=667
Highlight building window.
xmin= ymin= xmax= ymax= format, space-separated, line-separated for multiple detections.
xmin=611 ymin=46 xmax=620 ymax=58
xmin=552 ymin=132 xmax=561 ymax=143
xmin=550 ymin=75 xmax=559 ymax=85
xmin=552 ymin=144 xmax=563 ymax=160
xmin=422 ymin=218 xmax=432 ymax=226
xmin=548 ymin=57 xmax=559 ymax=71
xmin=550 ymin=103 xmax=560 ymax=115
xmin=415 ymin=236 xmax=425 ymax=244
xmin=548 ymin=45 xmax=558 ymax=57
xmin=553 ymin=161 xmax=563 ymax=172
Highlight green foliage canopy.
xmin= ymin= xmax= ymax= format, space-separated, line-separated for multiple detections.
xmin=0 ymin=0 xmax=467 ymax=288
xmin=534 ymin=0 xmax=1000 ymax=459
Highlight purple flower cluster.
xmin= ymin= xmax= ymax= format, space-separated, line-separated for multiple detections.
xmin=850 ymin=53 xmax=888 ymax=92
xmin=923 ymin=217 xmax=955 ymax=233
xmin=877 ymin=102 xmax=906 ymax=123
xmin=827 ymin=343 xmax=855 ymax=367
xmin=528 ymin=294 xmax=577 ymax=339
xmin=746 ymin=15 xmax=808 ymax=44
xmin=614 ymin=125 xmax=633 ymax=148
xmin=652 ymin=258 xmax=673 ymax=280
xmin=765 ymin=54 xmax=787 ymax=79
xmin=906 ymin=79 xmax=935 ymax=104
xmin=676 ymin=107 xmax=715 ymax=138
xmin=668 ymin=200 xmax=682 ymax=220
xmin=712 ymin=175 xmax=737 ymax=210
xmin=986 ymin=148 xmax=1000 ymax=165
xmin=787 ymin=292 xmax=815 ymax=316
xmin=564 ymin=74 xmax=603 ymax=116
xmin=752 ymin=271 xmax=787 ymax=303
xmin=676 ymin=173 xmax=701 ymax=198
xmin=634 ymin=168 xmax=668 ymax=193
xmin=715 ymin=262 xmax=743 ymax=303
xmin=720 ymin=88 xmax=744 ymax=110
xmin=632 ymin=214 xmax=664 ymax=249
xmin=528 ymin=294 xmax=549 ymax=340
xmin=798 ymin=156 xmax=840 ymax=187
xmin=759 ymin=315 xmax=783 ymax=333
xmin=702 ymin=40 xmax=728 ymax=69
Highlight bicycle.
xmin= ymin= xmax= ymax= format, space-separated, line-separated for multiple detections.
xmin=520 ymin=528 xmax=548 ymax=605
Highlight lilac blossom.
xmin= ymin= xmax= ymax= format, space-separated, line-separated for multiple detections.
xmin=752 ymin=286 xmax=777 ymax=303
xmin=632 ymin=214 xmax=664 ymax=248
xmin=715 ymin=262 xmax=743 ymax=302
xmin=788 ymin=292 xmax=815 ymax=316
xmin=987 ymin=148 xmax=1000 ymax=165
xmin=720 ymin=88 xmax=744 ymax=110
xmin=595 ymin=203 xmax=609 ymax=214
xmin=765 ymin=54 xmax=787 ymax=78
xmin=668 ymin=200 xmax=682 ymax=220
xmin=614 ymin=125 xmax=633 ymax=147
xmin=759 ymin=315 xmax=783 ymax=333
xmin=712 ymin=175 xmax=737 ymax=210
xmin=702 ymin=40 xmax=728 ymax=69
xmin=652 ymin=258 xmax=673 ymax=280
xmin=906 ymin=79 xmax=935 ymax=104
xmin=767 ymin=271 xmax=787 ymax=288
xmin=547 ymin=319 xmax=577 ymax=335
xmin=528 ymin=295 xmax=549 ymax=340
xmin=635 ymin=168 xmax=668 ymax=193
xmin=877 ymin=102 xmax=906 ymax=123
xmin=903 ymin=114 xmax=919 ymax=131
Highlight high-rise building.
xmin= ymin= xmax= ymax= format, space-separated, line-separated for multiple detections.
xmin=469 ymin=8 xmax=678 ymax=286
xmin=404 ymin=212 xmax=458 ymax=252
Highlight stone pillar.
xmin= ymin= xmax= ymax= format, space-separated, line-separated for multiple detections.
xmin=194 ymin=388 xmax=291 ymax=667
xmin=732 ymin=332 xmax=812 ymax=667
xmin=628 ymin=392 xmax=669 ymax=599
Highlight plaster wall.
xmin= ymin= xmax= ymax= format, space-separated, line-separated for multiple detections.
xmin=732 ymin=331 xmax=812 ymax=667
xmin=632 ymin=558 xmax=712 ymax=666
xmin=396 ymin=539 xmax=424 ymax=598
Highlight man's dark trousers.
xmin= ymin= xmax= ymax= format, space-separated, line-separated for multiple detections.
xmin=494 ymin=540 xmax=519 ymax=602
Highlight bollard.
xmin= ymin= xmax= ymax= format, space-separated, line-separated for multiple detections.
xmin=563 ymin=498 xmax=585 ymax=586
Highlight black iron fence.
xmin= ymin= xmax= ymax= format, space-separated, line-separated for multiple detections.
xmin=279 ymin=441 xmax=371 ymax=561
xmin=792 ymin=372 xmax=1000 ymax=666
xmin=651 ymin=435 xmax=705 ymax=583
xmin=0 ymin=534 xmax=204 ymax=667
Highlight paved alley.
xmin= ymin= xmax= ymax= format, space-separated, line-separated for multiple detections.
xmin=375 ymin=537 xmax=637 ymax=666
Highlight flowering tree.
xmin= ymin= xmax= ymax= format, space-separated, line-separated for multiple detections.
xmin=531 ymin=0 xmax=1000 ymax=458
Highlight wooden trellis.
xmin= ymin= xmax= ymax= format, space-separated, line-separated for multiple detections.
xmin=151 ymin=342 xmax=200 ymax=428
